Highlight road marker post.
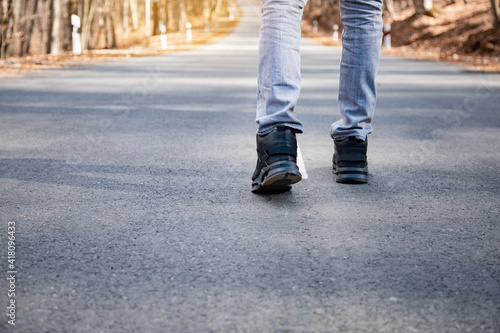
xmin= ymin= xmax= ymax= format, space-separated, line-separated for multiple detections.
xmin=186 ymin=22 xmax=192 ymax=42
xmin=384 ymin=23 xmax=391 ymax=50
xmin=333 ymin=24 xmax=339 ymax=42
xmin=160 ymin=24 xmax=167 ymax=50
xmin=71 ymin=15 xmax=81 ymax=55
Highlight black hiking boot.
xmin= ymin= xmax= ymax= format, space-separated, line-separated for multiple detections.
xmin=333 ymin=136 xmax=368 ymax=184
xmin=252 ymin=127 xmax=302 ymax=193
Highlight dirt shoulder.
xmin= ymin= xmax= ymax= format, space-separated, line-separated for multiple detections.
xmin=302 ymin=0 xmax=500 ymax=72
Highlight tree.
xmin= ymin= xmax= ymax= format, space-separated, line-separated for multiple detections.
xmin=491 ymin=0 xmax=500 ymax=29
xmin=167 ymin=0 xmax=174 ymax=31
xmin=0 ymin=0 xmax=231 ymax=59
xmin=129 ymin=0 xmax=138 ymax=30
xmin=178 ymin=0 xmax=186 ymax=31
xmin=81 ymin=0 xmax=96 ymax=50
xmin=0 ymin=0 xmax=11 ymax=59
xmin=21 ymin=0 xmax=38 ymax=55
xmin=51 ymin=0 xmax=61 ymax=54
xmin=386 ymin=0 xmax=396 ymax=20
xmin=12 ymin=0 xmax=23 ymax=56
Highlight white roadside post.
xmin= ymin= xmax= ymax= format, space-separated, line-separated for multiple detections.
xmin=205 ymin=20 xmax=210 ymax=33
xmin=384 ymin=23 xmax=391 ymax=50
xmin=312 ymin=20 xmax=318 ymax=34
xmin=229 ymin=7 xmax=235 ymax=21
xmin=332 ymin=24 xmax=339 ymax=42
xmin=71 ymin=15 xmax=81 ymax=55
xmin=186 ymin=22 xmax=192 ymax=42
xmin=160 ymin=24 xmax=167 ymax=50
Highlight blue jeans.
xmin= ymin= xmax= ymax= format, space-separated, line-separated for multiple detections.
xmin=256 ymin=0 xmax=383 ymax=140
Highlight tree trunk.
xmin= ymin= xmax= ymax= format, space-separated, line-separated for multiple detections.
xmin=89 ymin=4 xmax=103 ymax=49
xmin=104 ymin=0 xmax=117 ymax=48
xmin=152 ymin=1 xmax=159 ymax=35
xmin=386 ymin=0 xmax=396 ymax=19
xmin=83 ymin=0 xmax=89 ymax=34
xmin=81 ymin=0 xmax=96 ymax=50
xmin=491 ymin=0 xmax=500 ymax=28
xmin=109 ymin=12 xmax=117 ymax=47
xmin=203 ymin=0 xmax=211 ymax=22
xmin=0 ymin=1 xmax=3 ymax=59
xmin=0 ymin=0 xmax=5 ymax=59
xmin=159 ymin=0 xmax=166 ymax=28
xmin=12 ymin=0 xmax=24 ymax=56
xmin=40 ymin=0 xmax=53 ymax=54
xmin=178 ymin=0 xmax=186 ymax=31
xmin=0 ymin=0 xmax=11 ymax=59
xmin=51 ymin=0 xmax=61 ymax=54
xmin=21 ymin=0 xmax=37 ymax=55
xmin=129 ymin=0 xmax=138 ymax=30
xmin=61 ymin=0 xmax=70 ymax=51
xmin=167 ymin=0 xmax=174 ymax=31
xmin=3 ymin=0 xmax=15 ymax=58
xmin=122 ymin=0 xmax=128 ymax=33
xmin=214 ymin=0 xmax=222 ymax=16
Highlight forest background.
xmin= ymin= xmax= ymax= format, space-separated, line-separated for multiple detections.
xmin=1 ymin=0 xmax=499 ymax=72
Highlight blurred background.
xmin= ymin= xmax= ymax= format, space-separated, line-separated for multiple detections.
xmin=0 ymin=0 xmax=499 ymax=69
xmin=0 ymin=0 xmax=236 ymax=58
xmin=302 ymin=0 xmax=499 ymax=70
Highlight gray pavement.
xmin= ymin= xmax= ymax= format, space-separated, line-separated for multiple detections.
xmin=1 ymin=0 xmax=499 ymax=331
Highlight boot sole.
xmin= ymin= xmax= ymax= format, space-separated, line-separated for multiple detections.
xmin=252 ymin=163 xmax=302 ymax=193
xmin=335 ymin=173 xmax=368 ymax=184
xmin=333 ymin=165 xmax=368 ymax=184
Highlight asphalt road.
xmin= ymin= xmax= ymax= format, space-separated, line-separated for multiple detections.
xmin=1 ymin=0 xmax=499 ymax=331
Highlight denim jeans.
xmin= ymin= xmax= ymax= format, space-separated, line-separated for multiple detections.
xmin=256 ymin=0 xmax=383 ymax=140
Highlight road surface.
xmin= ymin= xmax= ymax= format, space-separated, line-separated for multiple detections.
xmin=1 ymin=0 xmax=499 ymax=331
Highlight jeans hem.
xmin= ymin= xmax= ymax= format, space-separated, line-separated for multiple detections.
xmin=257 ymin=124 xmax=304 ymax=136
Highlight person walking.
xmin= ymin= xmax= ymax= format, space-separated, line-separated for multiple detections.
xmin=252 ymin=0 xmax=383 ymax=193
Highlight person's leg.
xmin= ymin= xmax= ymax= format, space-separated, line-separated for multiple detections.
xmin=252 ymin=0 xmax=306 ymax=192
xmin=255 ymin=0 xmax=307 ymax=136
xmin=330 ymin=0 xmax=383 ymax=140
xmin=331 ymin=0 xmax=383 ymax=183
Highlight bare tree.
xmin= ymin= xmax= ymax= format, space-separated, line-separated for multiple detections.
xmin=129 ymin=0 xmax=138 ymax=30
xmin=81 ymin=0 xmax=96 ymax=50
xmin=203 ymin=0 xmax=211 ymax=23
xmin=12 ymin=0 xmax=24 ymax=56
xmin=21 ymin=0 xmax=37 ymax=55
xmin=51 ymin=0 xmax=61 ymax=54
xmin=61 ymin=0 xmax=70 ymax=51
xmin=178 ymin=0 xmax=186 ymax=31
xmin=167 ymin=0 xmax=174 ymax=31
xmin=386 ymin=0 xmax=396 ymax=19
xmin=0 ymin=0 xmax=9 ymax=59
xmin=104 ymin=0 xmax=116 ymax=47
xmin=491 ymin=0 xmax=500 ymax=29
xmin=40 ymin=0 xmax=53 ymax=54
xmin=0 ymin=1 xmax=3 ymax=58
xmin=0 ymin=0 xmax=232 ymax=59
xmin=214 ymin=0 xmax=222 ymax=17
xmin=122 ymin=0 xmax=128 ymax=33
